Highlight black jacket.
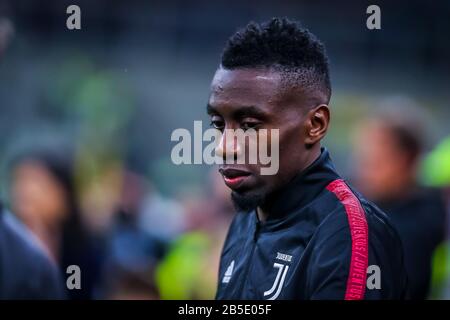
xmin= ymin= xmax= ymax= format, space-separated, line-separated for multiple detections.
xmin=377 ymin=187 xmax=446 ymax=299
xmin=0 ymin=206 xmax=66 ymax=299
xmin=216 ymin=148 xmax=408 ymax=300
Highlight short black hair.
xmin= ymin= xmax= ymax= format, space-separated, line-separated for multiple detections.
xmin=221 ymin=17 xmax=331 ymax=103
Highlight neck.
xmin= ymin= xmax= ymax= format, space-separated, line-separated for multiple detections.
xmin=256 ymin=144 xmax=322 ymax=222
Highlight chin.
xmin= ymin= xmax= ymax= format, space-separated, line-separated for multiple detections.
xmin=230 ymin=187 xmax=267 ymax=213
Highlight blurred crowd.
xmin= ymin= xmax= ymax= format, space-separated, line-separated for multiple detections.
xmin=3 ymin=146 xmax=235 ymax=299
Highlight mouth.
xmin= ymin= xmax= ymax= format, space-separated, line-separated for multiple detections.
xmin=219 ymin=167 xmax=252 ymax=189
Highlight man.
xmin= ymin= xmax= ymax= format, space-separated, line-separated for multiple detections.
xmin=352 ymin=103 xmax=446 ymax=299
xmin=208 ymin=18 xmax=408 ymax=299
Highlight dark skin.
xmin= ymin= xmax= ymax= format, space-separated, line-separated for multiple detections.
xmin=207 ymin=67 xmax=330 ymax=222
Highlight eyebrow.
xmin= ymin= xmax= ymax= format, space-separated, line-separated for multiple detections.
xmin=206 ymin=104 xmax=268 ymax=119
xmin=233 ymin=106 xmax=268 ymax=119
xmin=206 ymin=104 xmax=217 ymax=115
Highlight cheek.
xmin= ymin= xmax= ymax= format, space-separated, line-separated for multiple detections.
xmin=256 ymin=142 xmax=302 ymax=192
xmin=241 ymin=124 xmax=304 ymax=192
xmin=43 ymin=186 xmax=68 ymax=218
xmin=358 ymin=152 xmax=398 ymax=188
xmin=15 ymin=176 xmax=67 ymax=221
xmin=12 ymin=178 xmax=44 ymax=213
xmin=277 ymin=128 xmax=306 ymax=171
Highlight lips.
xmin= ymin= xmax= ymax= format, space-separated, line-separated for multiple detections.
xmin=219 ymin=167 xmax=251 ymax=189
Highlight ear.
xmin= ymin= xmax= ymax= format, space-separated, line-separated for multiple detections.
xmin=304 ymin=104 xmax=330 ymax=146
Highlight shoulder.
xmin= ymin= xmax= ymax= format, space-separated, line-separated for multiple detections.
xmin=0 ymin=211 xmax=66 ymax=299
xmin=317 ymin=179 xmax=401 ymax=248
xmin=311 ymin=178 xmax=405 ymax=275
xmin=306 ymin=180 xmax=407 ymax=299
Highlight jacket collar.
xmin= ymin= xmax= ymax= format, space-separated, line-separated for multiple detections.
xmin=255 ymin=147 xmax=340 ymax=228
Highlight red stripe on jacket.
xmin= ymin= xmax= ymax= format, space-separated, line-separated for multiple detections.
xmin=326 ymin=179 xmax=369 ymax=300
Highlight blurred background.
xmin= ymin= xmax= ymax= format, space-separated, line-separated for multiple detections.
xmin=0 ymin=0 xmax=449 ymax=299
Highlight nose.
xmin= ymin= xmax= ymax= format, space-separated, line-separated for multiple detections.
xmin=215 ymin=130 xmax=243 ymax=162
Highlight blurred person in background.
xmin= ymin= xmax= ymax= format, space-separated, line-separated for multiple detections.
xmin=8 ymin=148 xmax=103 ymax=299
xmin=0 ymin=14 xmax=65 ymax=300
xmin=136 ymin=180 xmax=186 ymax=242
xmin=99 ymin=169 xmax=167 ymax=299
xmin=156 ymin=169 xmax=234 ymax=299
xmin=351 ymin=99 xmax=447 ymax=299
xmin=0 ymin=202 xmax=66 ymax=299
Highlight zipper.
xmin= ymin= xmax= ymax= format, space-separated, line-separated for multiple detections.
xmin=236 ymin=219 xmax=261 ymax=298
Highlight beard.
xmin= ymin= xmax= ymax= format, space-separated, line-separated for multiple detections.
xmin=231 ymin=190 xmax=266 ymax=213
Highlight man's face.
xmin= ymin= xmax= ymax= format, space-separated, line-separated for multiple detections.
xmin=352 ymin=120 xmax=415 ymax=201
xmin=207 ymin=67 xmax=311 ymax=209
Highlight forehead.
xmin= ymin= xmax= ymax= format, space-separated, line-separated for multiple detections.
xmin=354 ymin=120 xmax=396 ymax=150
xmin=209 ymin=68 xmax=282 ymax=110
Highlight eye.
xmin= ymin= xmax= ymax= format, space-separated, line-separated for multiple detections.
xmin=241 ymin=121 xmax=261 ymax=131
xmin=210 ymin=117 xmax=225 ymax=130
